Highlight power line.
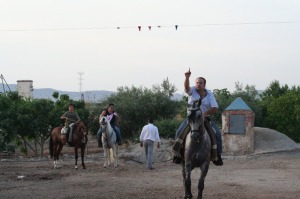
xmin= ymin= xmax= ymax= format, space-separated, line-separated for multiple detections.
xmin=0 ymin=21 xmax=298 ymax=32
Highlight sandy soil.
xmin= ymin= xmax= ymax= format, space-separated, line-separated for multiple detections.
xmin=1 ymin=129 xmax=300 ymax=199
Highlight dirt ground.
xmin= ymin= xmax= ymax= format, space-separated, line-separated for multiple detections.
xmin=1 ymin=129 xmax=300 ymax=199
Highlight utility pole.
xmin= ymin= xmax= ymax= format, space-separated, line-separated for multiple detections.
xmin=78 ymin=72 xmax=84 ymax=101
xmin=0 ymin=74 xmax=11 ymax=93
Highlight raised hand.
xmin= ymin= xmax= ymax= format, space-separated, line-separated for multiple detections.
xmin=185 ymin=68 xmax=191 ymax=78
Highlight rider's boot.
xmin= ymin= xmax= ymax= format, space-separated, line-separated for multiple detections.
xmin=214 ymin=153 xmax=223 ymax=166
xmin=172 ymin=124 xmax=190 ymax=164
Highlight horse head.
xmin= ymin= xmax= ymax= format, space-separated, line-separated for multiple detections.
xmin=77 ymin=121 xmax=87 ymax=133
xmin=187 ymin=100 xmax=205 ymax=143
xmin=99 ymin=116 xmax=109 ymax=130
xmin=74 ymin=121 xmax=88 ymax=144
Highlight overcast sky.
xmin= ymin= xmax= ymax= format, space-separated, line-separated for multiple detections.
xmin=1 ymin=0 xmax=299 ymax=94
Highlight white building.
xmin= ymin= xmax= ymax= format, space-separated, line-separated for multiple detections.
xmin=17 ymin=80 xmax=33 ymax=99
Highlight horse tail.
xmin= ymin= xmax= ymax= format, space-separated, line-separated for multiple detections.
xmin=49 ymin=133 xmax=53 ymax=158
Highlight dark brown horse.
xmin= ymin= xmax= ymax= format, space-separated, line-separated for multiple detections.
xmin=49 ymin=121 xmax=88 ymax=169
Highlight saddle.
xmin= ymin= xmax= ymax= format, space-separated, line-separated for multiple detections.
xmin=172 ymin=118 xmax=218 ymax=164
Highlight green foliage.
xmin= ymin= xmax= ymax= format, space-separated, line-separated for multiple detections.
xmin=0 ymin=91 xmax=90 ymax=155
xmin=93 ymin=79 xmax=179 ymax=138
xmin=0 ymin=92 xmax=26 ymax=146
xmin=213 ymin=83 xmax=263 ymax=126
xmin=213 ymin=88 xmax=233 ymax=125
xmin=155 ymin=118 xmax=182 ymax=138
xmin=261 ymin=83 xmax=300 ymax=142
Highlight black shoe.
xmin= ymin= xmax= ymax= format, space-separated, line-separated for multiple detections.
xmin=213 ymin=154 xmax=223 ymax=166
xmin=118 ymin=142 xmax=122 ymax=145
xmin=173 ymin=156 xmax=182 ymax=164
xmin=149 ymin=167 xmax=155 ymax=170
xmin=98 ymin=143 xmax=102 ymax=147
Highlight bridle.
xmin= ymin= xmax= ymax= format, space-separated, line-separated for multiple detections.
xmin=187 ymin=107 xmax=204 ymax=143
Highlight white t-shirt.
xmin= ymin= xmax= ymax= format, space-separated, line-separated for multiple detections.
xmin=186 ymin=86 xmax=218 ymax=114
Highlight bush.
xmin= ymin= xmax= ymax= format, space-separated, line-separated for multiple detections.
xmin=155 ymin=118 xmax=182 ymax=138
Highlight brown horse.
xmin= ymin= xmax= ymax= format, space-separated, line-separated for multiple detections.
xmin=49 ymin=121 xmax=88 ymax=169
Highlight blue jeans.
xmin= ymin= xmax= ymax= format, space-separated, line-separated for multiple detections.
xmin=211 ymin=121 xmax=223 ymax=154
xmin=175 ymin=118 xmax=222 ymax=154
xmin=144 ymin=139 xmax=154 ymax=169
xmin=97 ymin=125 xmax=122 ymax=145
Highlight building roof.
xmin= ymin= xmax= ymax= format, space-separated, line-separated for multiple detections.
xmin=225 ymin=97 xmax=252 ymax=111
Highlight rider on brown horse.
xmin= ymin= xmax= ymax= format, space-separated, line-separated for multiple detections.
xmin=61 ymin=103 xmax=81 ymax=145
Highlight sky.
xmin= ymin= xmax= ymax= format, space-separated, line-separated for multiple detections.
xmin=1 ymin=0 xmax=300 ymax=94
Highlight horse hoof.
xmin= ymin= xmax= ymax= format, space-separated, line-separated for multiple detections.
xmin=75 ymin=166 xmax=78 ymax=170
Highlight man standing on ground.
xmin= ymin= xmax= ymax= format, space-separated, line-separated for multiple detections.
xmin=139 ymin=117 xmax=161 ymax=170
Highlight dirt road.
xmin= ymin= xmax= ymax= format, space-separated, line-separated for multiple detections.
xmin=1 ymin=132 xmax=300 ymax=199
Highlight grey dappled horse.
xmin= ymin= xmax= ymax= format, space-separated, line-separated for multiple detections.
xmin=100 ymin=115 xmax=118 ymax=168
xmin=181 ymin=100 xmax=211 ymax=199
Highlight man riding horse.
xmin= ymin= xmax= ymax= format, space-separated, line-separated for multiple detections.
xmin=61 ymin=103 xmax=81 ymax=145
xmin=172 ymin=68 xmax=223 ymax=166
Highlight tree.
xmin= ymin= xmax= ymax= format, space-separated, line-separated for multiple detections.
xmin=0 ymin=92 xmax=22 ymax=151
xmin=260 ymin=80 xmax=289 ymax=100
xmin=90 ymin=79 xmax=179 ymax=138
xmin=263 ymin=91 xmax=300 ymax=142
xmin=213 ymin=88 xmax=233 ymax=125
xmin=260 ymin=82 xmax=300 ymax=142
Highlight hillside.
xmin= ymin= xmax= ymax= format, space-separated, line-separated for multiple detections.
xmin=0 ymin=83 xmax=184 ymax=101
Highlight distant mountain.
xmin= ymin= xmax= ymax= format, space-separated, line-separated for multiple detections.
xmin=0 ymin=83 xmax=114 ymax=101
xmin=33 ymin=88 xmax=115 ymax=101
xmin=0 ymin=83 xmax=184 ymax=101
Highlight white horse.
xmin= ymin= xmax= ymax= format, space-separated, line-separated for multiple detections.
xmin=99 ymin=115 xmax=118 ymax=168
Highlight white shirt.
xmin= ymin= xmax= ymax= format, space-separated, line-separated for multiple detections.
xmin=139 ymin=123 xmax=161 ymax=143
xmin=186 ymin=86 xmax=218 ymax=114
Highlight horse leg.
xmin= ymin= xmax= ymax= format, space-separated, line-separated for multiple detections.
xmin=115 ymin=146 xmax=119 ymax=167
xmin=81 ymin=145 xmax=86 ymax=169
xmin=74 ymin=146 xmax=79 ymax=170
xmin=56 ymin=144 xmax=64 ymax=168
xmin=183 ymin=163 xmax=193 ymax=199
xmin=53 ymin=144 xmax=59 ymax=169
xmin=113 ymin=146 xmax=118 ymax=168
xmin=108 ymin=148 xmax=111 ymax=166
xmin=103 ymin=148 xmax=108 ymax=168
xmin=197 ymin=163 xmax=210 ymax=199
